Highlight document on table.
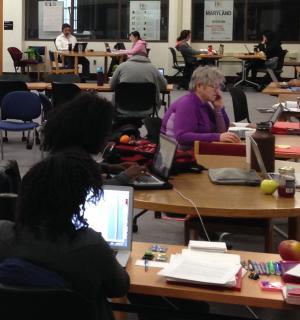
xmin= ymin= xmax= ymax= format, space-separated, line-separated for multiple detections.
xmin=158 ymin=250 xmax=241 ymax=287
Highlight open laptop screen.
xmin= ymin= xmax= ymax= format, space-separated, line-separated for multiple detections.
xmin=82 ymin=186 xmax=133 ymax=250
xmin=152 ymin=135 xmax=177 ymax=179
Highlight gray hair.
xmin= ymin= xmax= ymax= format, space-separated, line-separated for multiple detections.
xmin=189 ymin=66 xmax=225 ymax=91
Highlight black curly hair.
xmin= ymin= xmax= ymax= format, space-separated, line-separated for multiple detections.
xmin=15 ymin=148 xmax=103 ymax=240
xmin=42 ymin=92 xmax=114 ymax=155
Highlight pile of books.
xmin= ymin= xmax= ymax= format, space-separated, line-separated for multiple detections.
xmin=158 ymin=243 xmax=243 ymax=290
xmin=281 ymin=261 xmax=300 ymax=305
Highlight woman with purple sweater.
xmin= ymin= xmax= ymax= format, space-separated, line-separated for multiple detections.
xmin=161 ymin=66 xmax=240 ymax=148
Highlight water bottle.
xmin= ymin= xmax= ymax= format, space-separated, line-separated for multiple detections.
xmin=250 ymin=122 xmax=275 ymax=172
xmin=96 ymin=66 xmax=104 ymax=86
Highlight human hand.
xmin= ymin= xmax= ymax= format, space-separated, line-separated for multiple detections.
xmin=288 ymin=79 xmax=300 ymax=87
xmin=212 ymin=92 xmax=224 ymax=110
xmin=220 ymin=132 xmax=241 ymax=143
xmin=124 ymin=164 xmax=147 ymax=180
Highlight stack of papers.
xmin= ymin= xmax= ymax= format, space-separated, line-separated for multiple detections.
xmin=273 ymin=102 xmax=300 ymax=112
xmin=282 ymin=284 xmax=300 ymax=305
xmin=158 ymin=249 xmax=241 ymax=288
xmin=188 ymin=240 xmax=227 ymax=253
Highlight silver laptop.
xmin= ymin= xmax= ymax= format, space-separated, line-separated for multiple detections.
xmin=132 ymin=134 xmax=177 ymax=189
xmin=250 ymin=136 xmax=300 ymax=187
xmin=269 ymin=103 xmax=283 ymax=124
xmin=82 ymin=185 xmax=133 ymax=267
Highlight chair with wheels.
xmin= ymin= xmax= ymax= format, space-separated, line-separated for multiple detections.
xmin=7 ymin=47 xmax=38 ymax=75
xmin=229 ymin=87 xmax=251 ymax=123
xmin=114 ymin=82 xmax=158 ymax=128
xmin=51 ymin=82 xmax=81 ymax=108
xmin=0 ymin=91 xmax=41 ymax=159
xmin=169 ymin=47 xmax=185 ymax=78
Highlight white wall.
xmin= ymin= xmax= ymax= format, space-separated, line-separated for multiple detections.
xmin=3 ymin=0 xmax=24 ymax=72
xmin=3 ymin=0 xmax=300 ymax=77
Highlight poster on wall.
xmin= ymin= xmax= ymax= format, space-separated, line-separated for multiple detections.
xmin=204 ymin=0 xmax=233 ymax=41
xmin=39 ymin=1 xmax=64 ymax=39
xmin=129 ymin=1 xmax=160 ymax=40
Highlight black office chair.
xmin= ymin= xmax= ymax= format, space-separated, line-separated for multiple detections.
xmin=0 ymin=284 xmax=97 ymax=320
xmin=114 ymin=82 xmax=157 ymax=128
xmin=51 ymin=82 xmax=81 ymax=108
xmin=39 ymin=93 xmax=53 ymax=122
xmin=144 ymin=117 xmax=162 ymax=144
xmin=169 ymin=47 xmax=185 ymax=77
xmin=229 ymin=87 xmax=251 ymax=123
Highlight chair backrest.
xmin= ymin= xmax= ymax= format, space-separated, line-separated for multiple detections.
xmin=194 ymin=141 xmax=246 ymax=157
xmin=1 ymin=91 xmax=41 ymax=121
xmin=51 ymin=82 xmax=81 ymax=108
xmin=229 ymin=87 xmax=251 ymax=123
xmin=0 ymin=284 xmax=97 ymax=319
xmin=45 ymin=74 xmax=81 ymax=83
xmin=144 ymin=117 xmax=162 ymax=144
xmin=0 ymin=81 xmax=28 ymax=104
xmin=7 ymin=47 xmax=23 ymax=64
xmin=169 ymin=47 xmax=179 ymax=67
xmin=0 ymin=74 xmax=31 ymax=82
xmin=39 ymin=93 xmax=53 ymax=121
xmin=115 ymin=82 xmax=157 ymax=117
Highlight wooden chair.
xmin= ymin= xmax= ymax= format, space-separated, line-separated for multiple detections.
xmin=48 ymin=51 xmax=76 ymax=75
xmin=185 ymin=141 xmax=274 ymax=252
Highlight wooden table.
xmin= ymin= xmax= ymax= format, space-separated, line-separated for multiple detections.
xmin=263 ymin=82 xmax=300 ymax=96
xmin=283 ymin=61 xmax=300 ymax=78
xmin=296 ymin=66 xmax=300 ymax=78
xmin=134 ymin=155 xmax=300 ymax=246
xmin=57 ymin=50 xmax=117 ymax=77
xmin=194 ymin=54 xmax=223 ymax=66
xmin=125 ymin=242 xmax=296 ymax=311
xmin=26 ymin=83 xmax=174 ymax=107
xmin=233 ymin=53 xmax=266 ymax=88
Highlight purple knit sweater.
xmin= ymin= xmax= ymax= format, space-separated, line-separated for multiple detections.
xmin=161 ymin=92 xmax=230 ymax=147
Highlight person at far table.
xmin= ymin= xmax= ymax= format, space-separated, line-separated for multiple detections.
xmin=161 ymin=66 xmax=240 ymax=149
xmin=55 ymin=23 xmax=90 ymax=80
xmin=0 ymin=148 xmax=130 ymax=320
xmin=115 ymin=31 xmax=148 ymax=59
xmin=288 ymin=79 xmax=300 ymax=86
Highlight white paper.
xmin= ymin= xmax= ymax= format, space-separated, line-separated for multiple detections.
xmin=188 ymin=240 xmax=227 ymax=252
xmin=135 ymin=259 xmax=169 ymax=268
xmin=286 ymin=264 xmax=300 ymax=277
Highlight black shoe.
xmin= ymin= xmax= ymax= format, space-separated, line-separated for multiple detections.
xmin=236 ymin=72 xmax=242 ymax=76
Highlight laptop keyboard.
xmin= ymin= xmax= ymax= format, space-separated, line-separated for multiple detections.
xmin=135 ymin=174 xmax=160 ymax=183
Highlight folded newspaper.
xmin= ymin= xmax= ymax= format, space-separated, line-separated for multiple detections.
xmin=188 ymin=240 xmax=227 ymax=253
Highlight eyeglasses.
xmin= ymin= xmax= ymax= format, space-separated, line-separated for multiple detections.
xmin=207 ymin=83 xmax=225 ymax=90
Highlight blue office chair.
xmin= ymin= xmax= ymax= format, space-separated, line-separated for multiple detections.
xmin=0 ymin=91 xmax=41 ymax=159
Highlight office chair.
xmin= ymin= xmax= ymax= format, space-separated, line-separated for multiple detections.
xmin=114 ymin=82 xmax=158 ymax=128
xmin=169 ymin=47 xmax=185 ymax=77
xmin=51 ymin=82 xmax=81 ymax=108
xmin=0 ymin=91 xmax=41 ymax=159
xmin=229 ymin=87 xmax=251 ymax=123
xmin=0 ymin=160 xmax=21 ymax=221
xmin=144 ymin=117 xmax=162 ymax=144
xmin=7 ymin=47 xmax=38 ymax=75
xmin=39 ymin=93 xmax=53 ymax=122
xmin=0 ymin=80 xmax=29 ymax=142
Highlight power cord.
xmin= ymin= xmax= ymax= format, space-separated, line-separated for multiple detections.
xmin=173 ymin=187 xmax=210 ymax=241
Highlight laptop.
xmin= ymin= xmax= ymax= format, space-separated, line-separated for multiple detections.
xmin=73 ymin=42 xmax=88 ymax=52
xmin=82 ymin=185 xmax=133 ymax=267
xmin=104 ymin=42 xmax=111 ymax=53
xmin=244 ymin=44 xmax=254 ymax=55
xmin=269 ymin=103 xmax=283 ymax=124
xmin=132 ymin=134 xmax=177 ymax=190
xmin=158 ymin=68 xmax=164 ymax=76
xmin=250 ymin=136 xmax=300 ymax=187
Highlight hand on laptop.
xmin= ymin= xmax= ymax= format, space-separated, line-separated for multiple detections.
xmin=220 ymin=132 xmax=241 ymax=143
xmin=288 ymin=79 xmax=300 ymax=87
xmin=124 ymin=164 xmax=147 ymax=180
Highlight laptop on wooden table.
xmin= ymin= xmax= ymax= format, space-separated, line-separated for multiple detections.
xmin=81 ymin=185 xmax=133 ymax=267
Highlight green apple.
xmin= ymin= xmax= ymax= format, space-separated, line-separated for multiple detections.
xmin=260 ymin=179 xmax=279 ymax=195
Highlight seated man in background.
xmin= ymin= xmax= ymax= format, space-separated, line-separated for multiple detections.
xmin=110 ymin=54 xmax=167 ymax=126
xmin=55 ymin=23 xmax=90 ymax=79
xmin=161 ymin=66 xmax=240 ymax=149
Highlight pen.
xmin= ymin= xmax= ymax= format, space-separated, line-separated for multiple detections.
xmin=264 ymin=262 xmax=270 ymax=275
xmin=260 ymin=262 xmax=267 ymax=275
xmin=268 ymin=261 xmax=275 ymax=275
xmin=275 ymin=262 xmax=281 ymax=276
xmin=144 ymin=259 xmax=148 ymax=272
xmin=252 ymin=261 xmax=260 ymax=275
xmin=248 ymin=259 xmax=254 ymax=271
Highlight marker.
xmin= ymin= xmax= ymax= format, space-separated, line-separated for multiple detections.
xmin=260 ymin=262 xmax=267 ymax=275
xmin=268 ymin=261 xmax=275 ymax=275
xmin=275 ymin=262 xmax=281 ymax=276
xmin=248 ymin=260 xmax=254 ymax=271
xmin=252 ymin=261 xmax=261 ymax=274
xmin=264 ymin=262 xmax=270 ymax=275
xmin=241 ymin=260 xmax=248 ymax=270
xmin=144 ymin=259 xmax=148 ymax=272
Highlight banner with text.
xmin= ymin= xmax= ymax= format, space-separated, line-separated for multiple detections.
xmin=204 ymin=0 xmax=233 ymax=41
